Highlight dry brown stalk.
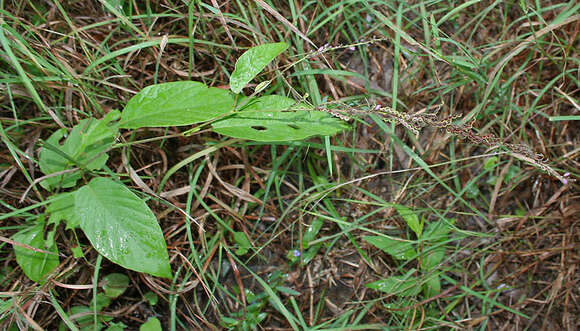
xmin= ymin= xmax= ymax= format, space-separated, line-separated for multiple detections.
xmin=318 ymin=106 xmax=570 ymax=184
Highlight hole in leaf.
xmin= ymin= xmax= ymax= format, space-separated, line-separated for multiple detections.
xmin=251 ymin=126 xmax=267 ymax=131
xmin=44 ymin=222 xmax=55 ymax=240
xmin=287 ymin=124 xmax=299 ymax=130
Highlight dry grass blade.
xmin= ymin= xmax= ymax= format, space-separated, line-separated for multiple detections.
xmin=210 ymin=0 xmax=237 ymax=49
xmin=254 ymin=0 xmax=315 ymax=47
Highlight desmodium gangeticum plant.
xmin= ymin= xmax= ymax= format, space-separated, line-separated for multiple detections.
xmin=14 ymin=42 xmax=347 ymax=282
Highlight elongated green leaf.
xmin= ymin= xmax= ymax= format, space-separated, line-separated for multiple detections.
xmin=229 ymin=42 xmax=288 ymax=94
xmin=212 ymin=95 xmax=348 ymax=141
xmin=421 ymin=219 xmax=453 ymax=271
xmin=12 ymin=219 xmax=59 ymax=283
xmin=39 ymin=110 xmax=120 ymax=190
xmin=0 ymin=299 xmax=13 ymax=315
xmin=104 ymin=0 xmax=125 ymax=15
xmin=303 ymin=217 xmax=324 ymax=246
xmin=363 ymin=235 xmax=415 ymax=261
xmin=120 ymin=81 xmax=233 ymax=129
xmin=75 ymin=177 xmax=171 ymax=278
xmin=366 ymin=269 xmax=421 ymax=297
xmin=69 ymin=305 xmax=106 ymax=330
xmin=393 ymin=204 xmax=422 ymax=238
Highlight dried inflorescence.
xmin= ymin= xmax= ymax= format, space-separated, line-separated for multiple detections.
xmin=319 ymin=106 xmax=570 ymax=184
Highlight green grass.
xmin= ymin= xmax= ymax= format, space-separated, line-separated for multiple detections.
xmin=1 ymin=1 xmax=578 ymax=330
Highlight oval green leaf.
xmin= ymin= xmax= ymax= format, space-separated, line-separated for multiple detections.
xmin=75 ymin=177 xmax=172 ymax=278
xmin=229 ymin=42 xmax=288 ymax=94
xmin=363 ymin=235 xmax=415 ymax=261
xmin=120 ymin=81 xmax=234 ymax=129
xmin=212 ymin=95 xmax=348 ymax=141
xmin=144 ymin=291 xmax=158 ymax=306
xmin=233 ymin=231 xmax=251 ymax=255
xmin=366 ymin=270 xmax=422 ymax=297
xmin=393 ymin=204 xmax=422 ymax=238
xmin=102 ymin=273 xmax=130 ymax=298
xmin=90 ymin=292 xmax=112 ymax=311
xmin=140 ymin=317 xmax=162 ymax=331
xmin=12 ymin=219 xmax=59 ymax=283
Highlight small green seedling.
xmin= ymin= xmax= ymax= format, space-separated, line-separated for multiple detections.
xmin=57 ymin=273 xmax=130 ymax=330
xmin=220 ymin=270 xmax=291 ymax=331
xmin=233 ymin=231 xmax=251 ymax=255
xmin=365 ymin=206 xmax=456 ymax=299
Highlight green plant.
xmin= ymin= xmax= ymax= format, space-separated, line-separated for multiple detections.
xmin=12 ymin=42 xmax=348 ymax=283
xmin=363 ymin=208 xmax=458 ymax=328
xmin=220 ymin=270 xmax=297 ymax=331
xmin=58 ymin=273 xmax=130 ymax=331
xmin=364 ymin=207 xmax=455 ymax=299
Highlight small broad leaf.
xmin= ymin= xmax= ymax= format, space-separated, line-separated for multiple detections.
xmin=144 ymin=291 xmax=158 ymax=306
xmin=38 ymin=130 xmax=81 ymax=189
xmin=90 ymin=292 xmax=112 ymax=311
xmin=75 ymin=177 xmax=171 ymax=278
xmin=220 ymin=317 xmax=239 ymax=328
xmin=120 ymin=81 xmax=233 ymax=129
xmin=393 ymin=204 xmax=422 ymax=238
xmin=303 ymin=217 xmax=324 ymax=247
xmin=212 ymin=95 xmax=348 ymax=141
xmin=423 ymin=274 xmax=441 ymax=297
xmin=366 ymin=269 xmax=421 ymax=297
xmin=483 ymin=156 xmax=499 ymax=170
xmin=233 ymin=231 xmax=251 ymax=255
xmin=229 ymin=42 xmax=288 ymax=94
xmin=364 ymin=235 xmax=415 ymax=261
xmin=39 ymin=110 xmax=120 ymax=190
xmin=102 ymin=273 xmax=130 ymax=298
xmin=421 ymin=245 xmax=446 ymax=271
xmin=12 ymin=219 xmax=59 ymax=283
xmin=71 ymin=246 xmax=84 ymax=258
xmin=140 ymin=317 xmax=162 ymax=331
